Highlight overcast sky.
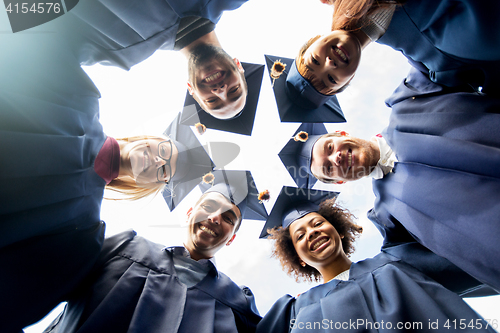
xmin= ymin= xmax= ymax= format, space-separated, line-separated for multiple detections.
xmin=12 ymin=0 xmax=499 ymax=330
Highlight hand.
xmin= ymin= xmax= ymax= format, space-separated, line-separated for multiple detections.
xmin=319 ymin=0 xmax=335 ymax=5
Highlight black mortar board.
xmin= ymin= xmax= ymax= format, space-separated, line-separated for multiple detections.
xmin=279 ymin=122 xmax=328 ymax=189
xmin=162 ymin=112 xmax=215 ymax=211
xmin=198 ymin=170 xmax=268 ymax=221
xmin=265 ymin=54 xmax=346 ymax=123
xmin=259 ymin=186 xmax=339 ymax=238
xmin=180 ymin=62 xmax=264 ymax=136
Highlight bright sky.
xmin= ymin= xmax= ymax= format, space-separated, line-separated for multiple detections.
xmin=13 ymin=0 xmax=500 ymax=331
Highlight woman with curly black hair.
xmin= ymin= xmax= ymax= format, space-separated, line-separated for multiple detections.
xmin=257 ymin=187 xmax=495 ymax=333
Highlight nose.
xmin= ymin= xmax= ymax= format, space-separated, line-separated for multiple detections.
xmin=307 ymin=228 xmax=320 ymax=241
xmin=207 ymin=211 xmax=221 ymax=225
xmin=332 ymin=150 xmax=342 ymax=167
xmin=326 ymin=57 xmax=337 ymax=68
xmin=211 ymin=84 xmax=228 ymax=101
xmin=155 ymin=156 xmax=167 ymax=168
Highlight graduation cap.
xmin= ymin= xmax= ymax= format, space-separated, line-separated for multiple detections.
xmin=162 ymin=112 xmax=215 ymax=211
xmin=180 ymin=62 xmax=265 ymax=136
xmin=265 ymin=55 xmax=346 ymax=123
xmin=198 ymin=170 xmax=268 ymax=221
xmin=259 ymin=186 xmax=339 ymax=238
xmin=279 ymin=122 xmax=328 ymax=189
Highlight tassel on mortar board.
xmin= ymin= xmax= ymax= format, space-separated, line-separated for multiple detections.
xmin=270 ymin=60 xmax=286 ymax=87
xmin=293 ymin=131 xmax=308 ymax=142
xmin=194 ymin=123 xmax=207 ymax=135
xmin=258 ymin=190 xmax=270 ymax=204
xmin=202 ymin=172 xmax=215 ymax=185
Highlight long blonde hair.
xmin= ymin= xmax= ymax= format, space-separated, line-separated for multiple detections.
xmin=105 ymin=134 xmax=169 ymax=201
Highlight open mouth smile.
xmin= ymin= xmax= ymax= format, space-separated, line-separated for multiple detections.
xmin=199 ymin=224 xmax=217 ymax=237
xmin=203 ymin=71 xmax=225 ymax=84
xmin=310 ymin=236 xmax=330 ymax=252
xmin=332 ymin=46 xmax=348 ymax=63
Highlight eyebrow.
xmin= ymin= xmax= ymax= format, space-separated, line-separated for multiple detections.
xmin=303 ymin=59 xmax=339 ymax=94
xmin=224 ymin=208 xmax=238 ymax=222
xmin=305 ymin=63 xmax=315 ymax=73
xmin=202 ymin=199 xmax=217 ymax=205
xmin=323 ymin=160 xmax=332 ymax=178
xmin=203 ymin=198 xmax=239 ymax=221
xmin=321 ymin=140 xmax=330 ymax=174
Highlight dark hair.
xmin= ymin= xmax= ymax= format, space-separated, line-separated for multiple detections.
xmin=269 ymin=198 xmax=362 ymax=282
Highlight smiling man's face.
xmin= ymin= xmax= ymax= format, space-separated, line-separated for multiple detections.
xmin=310 ymin=133 xmax=379 ymax=183
xmin=184 ymin=192 xmax=241 ymax=260
xmin=187 ymin=44 xmax=247 ymax=119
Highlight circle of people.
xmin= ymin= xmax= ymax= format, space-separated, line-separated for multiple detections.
xmin=1 ymin=0 xmax=499 ymax=332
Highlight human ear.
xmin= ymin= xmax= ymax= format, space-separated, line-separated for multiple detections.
xmin=185 ymin=207 xmax=193 ymax=223
xmin=233 ymin=58 xmax=244 ymax=73
xmin=186 ymin=82 xmax=195 ymax=95
xmin=226 ymin=234 xmax=236 ymax=246
xmin=333 ymin=130 xmax=349 ymax=137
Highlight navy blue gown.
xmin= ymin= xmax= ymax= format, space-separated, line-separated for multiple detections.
xmin=378 ymin=0 xmax=500 ymax=93
xmin=371 ymin=67 xmax=500 ymax=292
xmin=256 ymin=241 xmax=495 ymax=333
xmin=0 ymin=30 xmax=107 ymax=332
xmin=44 ymin=231 xmax=262 ymax=333
xmin=39 ymin=0 xmax=249 ymax=70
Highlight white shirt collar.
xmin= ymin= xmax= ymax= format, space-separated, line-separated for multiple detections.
xmin=360 ymin=5 xmax=396 ymax=42
xmin=165 ymin=245 xmax=218 ymax=268
xmin=326 ymin=269 xmax=350 ymax=283
xmin=369 ymin=134 xmax=398 ymax=180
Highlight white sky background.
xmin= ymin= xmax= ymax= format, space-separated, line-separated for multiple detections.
xmin=18 ymin=0 xmax=499 ymax=330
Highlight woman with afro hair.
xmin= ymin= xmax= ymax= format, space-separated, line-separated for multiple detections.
xmin=256 ymin=187 xmax=495 ymax=333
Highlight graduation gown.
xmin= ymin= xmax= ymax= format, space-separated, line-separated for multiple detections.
xmin=0 ymin=32 xmax=106 ymax=332
xmin=45 ymin=231 xmax=262 ymax=333
xmin=371 ymin=67 xmax=500 ymax=292
xmin=377 ymin=0 xmax=500 ymax=93
xmin=256 ymin=242 xmax=496 ymax=333
xmin=40 ymin=0 xmax=248 ymax=70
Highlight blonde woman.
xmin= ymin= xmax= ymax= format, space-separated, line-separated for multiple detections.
xmin=0 ymin=31 xmax=210 ymax=332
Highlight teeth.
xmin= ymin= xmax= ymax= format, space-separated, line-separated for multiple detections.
xmin=335 ymin=47 xmax=347 ymax=62
xmin=204 ymin=72 xmax=222 ymax=83
xmin=348 ymin=151 xmax=352 ymax=167
xmin=312 ymin=238 xmax=328 ymax=251
xmin=200 ymin=225 xmax=216 ymax=236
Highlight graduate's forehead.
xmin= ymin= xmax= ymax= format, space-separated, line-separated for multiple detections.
xmin=197 ymin=191 xmax=229 ymax=205
xmin=196 ymin=192 xmax=239 ymax=215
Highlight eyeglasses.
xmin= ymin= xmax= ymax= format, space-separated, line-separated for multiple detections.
xmin=157 ymin=140 xmax=173 ymax=183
